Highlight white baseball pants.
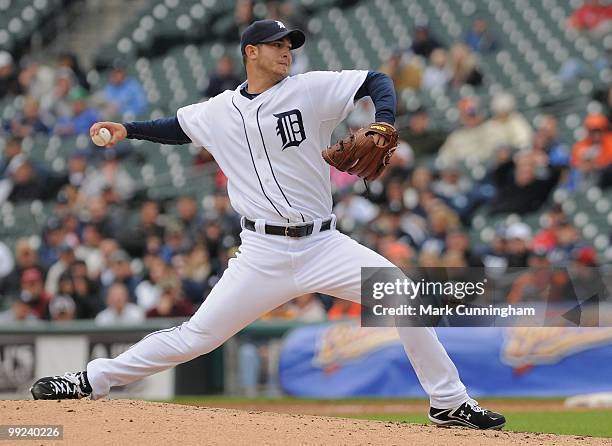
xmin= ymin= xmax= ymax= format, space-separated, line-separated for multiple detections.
xmin=88 ymin=219 xmax=469 ymax=408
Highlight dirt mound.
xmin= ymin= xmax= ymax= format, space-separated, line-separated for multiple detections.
xmin=191 ymin=399 xmax=575 ymax=416
xmin=0 ymin=400 xmax=607 ymax=446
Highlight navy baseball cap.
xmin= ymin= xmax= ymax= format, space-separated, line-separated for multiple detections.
xmin=240 ymin=19 xmax=305 ymax=55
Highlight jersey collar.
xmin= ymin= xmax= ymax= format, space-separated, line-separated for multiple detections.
xmin=234 ymin=77 xmax=289 ymax=106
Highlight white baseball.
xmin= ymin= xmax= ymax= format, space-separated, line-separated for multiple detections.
xmin=92 ymin=127 xmax=112 ymax=146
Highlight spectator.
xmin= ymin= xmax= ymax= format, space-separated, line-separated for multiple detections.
xmin=0 ymin=295 xmax=39 ymax=322
xmin=327 ymin=299 xmax=361 ymax=320
xmin=486 ymin=92 xmax=533 ymax=149
xmin=57 ymin=51 xmax=90 ymax=91
xmin=571 ymin=113 xmax=612 ymax=170
xmin=202 ymin=193 xmax=240 ymax=240
xmin=334 ymin=192 xmax=380 ymax=228
xmin=225 ymin=0 xmax=254 ymax=41
xmin=445 ymin=228 xmax=482 ymax=266
xmin=62 ymin=213 xmax=81 ymax=246
xmin=100 ymin=250 xmax=141 ymax=301
xmin=0 ymin=51 xmax=22 ymax=99
xmin=288 ymin=46 xmax=310 ymax=75
xmin=82 ymin=196 xmax=120 ymax=239
xmin=7 ymin=96 xmax=51 ymax=137
xmin=506 ymin=250 xmax=571 ymax=303
xmin=66 ymin=150 xmax=90 ymax=188
xmin=531 ymin=205 xmax=567 ymax=252
xmin=17 ymin=57 xmax=55 ymax=100
xmin=448 ymin=43 xmax=483 ymax=88
xmin=101 ymin=60 xmax=147 ymax=118
xmin=0 ymin=137 xmax=25 ymax=180
xmin=54 ymin=86 xmax=100 ymax=136
xmin=568 ymin=0 xmax=612 ymax=37
xmin=57 ymin=262 xmax=99 ymax=318
xmin=488 ymin=151 xmax=561 ymax=215
xmin=260 ymin=302 xmax=294 ymax=321
xmin=548 ymin=222 xmax=584 ymax=265
xmin=503 ymin=222 xmax=531 ymax=268
xmin=95 ymin=282 xmax=145 ymax=325
xmin=48 ymin=294 xmax=77 ymax=321
xmin=160 ymin=221 xmax=190 ymax=264
xmin=45 ymin=244 xmax=76 ymax=296
xmin=572 ymin=245 xmax=599 ymax=268
xmin=425 ymin=202 xmax=461 ymax=247
xmin=75 ymin=223 xmax=104 ymax=280
xmin=177 ymin=243 xmax=218 ymax=305
xmin=597 ymin=85 xmax=611 ymax=123
xmin=287 ymin=294 xmax=326 ymax=322
xmin=40 ymin=68 xmax=73 ymax=119
xmin=175 ymin=196 xmax=203 ymax=244
xmin=422 ymin=48 xmax=450 ymax=90
xmin=202 ymin=56 xmax=242 ymax=98
xmin=411 ymin=165 xmax=435 ymax=195
xmin=266 ymin=0 xmax=306 ymax=32
xmin=1 ymin=238 xmax=40 ymax=296
xmin=7 ymin=159 xmax=68 ymax=203
xmin=432 ymin=164 xmax=473 ymax=211
xmin=19 ymin=268 xmax=51 ymax=320
xmin=465 ymin=16 xmax=498 ymax=53
xmin=378 ymin=49 xmax=422 ymax=96
xmin=71 ymin=269 xmax=102 ymax=319
xmin=437 ymin=97 xmax=505 ymax=164
xmin=411 ymin=24 xmax=443 ymax=59
xmin=532 ymin=115 xmax=570 ymax=168
xmin=380 ymin=241 xmax=414 ymax=270
xmin=81 ymin=150 xmax=135 ymax=201
xmin=145 ymin=276 xmax=193 ymax=318
xmin=192 ymin=148 xmax=215 ymax=168
xmin=39 ymin=218 xmax=66 ymax=270
xmin=135 ymin=256 xmax=168 ymax=311
xmin=399 ymin=108 xmax=448 ymax=160
xmin=347 ymin=97 xmax=375 ymax=130
xmin=119 ymin=200 xmax=165 ymax=258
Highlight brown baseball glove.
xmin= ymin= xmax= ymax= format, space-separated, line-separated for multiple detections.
xmin=322 ymin=122 xmax=398 ymax=181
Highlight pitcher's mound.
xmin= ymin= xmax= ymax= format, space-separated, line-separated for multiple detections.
xmin=0 ymin=400 xmax=607 ymax=445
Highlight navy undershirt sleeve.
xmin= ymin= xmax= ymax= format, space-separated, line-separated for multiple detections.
xmin=123 ymin=116 xmax=192 ymax=145
xmin=354 ymin=71 xmax=396 ymax=125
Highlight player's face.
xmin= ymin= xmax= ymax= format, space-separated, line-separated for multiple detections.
xmin=256 ymin=38 xmax=292 ymax=80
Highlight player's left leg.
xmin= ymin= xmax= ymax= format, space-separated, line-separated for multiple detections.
xmin=30 ymin=228 xmax=302 ymax=400
xmin=297 ymin=229 xmax=505 ymax=430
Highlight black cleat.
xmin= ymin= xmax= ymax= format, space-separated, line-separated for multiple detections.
xmin=30 ymin=371 xmax=92 ymax=400
xmin=429 ymin=399 xmax=506 ymax=430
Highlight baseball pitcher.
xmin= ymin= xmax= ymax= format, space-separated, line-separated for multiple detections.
xmin=31 ymin=20 xmax=505 ymax=430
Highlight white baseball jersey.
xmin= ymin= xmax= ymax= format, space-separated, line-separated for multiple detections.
xmin=177 ymin=70 xmax=368 ymax=223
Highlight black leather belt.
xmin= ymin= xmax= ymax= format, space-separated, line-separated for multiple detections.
xmin=243 ymin=218 xmax=332 ymax=237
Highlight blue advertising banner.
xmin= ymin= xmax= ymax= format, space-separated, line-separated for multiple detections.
xmin=278 ymin=323 xmax=612 ymax=397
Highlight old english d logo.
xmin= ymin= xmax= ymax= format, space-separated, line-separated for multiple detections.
xmin=274 ymin=109 xmax=306 ymax=150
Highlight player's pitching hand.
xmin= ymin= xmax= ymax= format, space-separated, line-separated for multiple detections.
xmin=89 ymin=122 xmax=127 ymax=148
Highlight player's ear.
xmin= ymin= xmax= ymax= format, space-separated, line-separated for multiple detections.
xmin=244 ymin=44 xmax=258 ymax=61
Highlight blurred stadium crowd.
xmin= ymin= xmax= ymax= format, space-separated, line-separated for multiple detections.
xmin=0 ymin=0 xmax=610 ymax=326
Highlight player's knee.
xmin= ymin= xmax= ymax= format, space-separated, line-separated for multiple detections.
xmin=182 ymin=324 xmax=226 ymax=355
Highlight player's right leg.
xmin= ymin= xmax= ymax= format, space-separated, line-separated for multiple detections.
xmin=31 ymin=229 xmax=300 ymax=400
xmin=298 ymin=230 xmax=505 ymax=430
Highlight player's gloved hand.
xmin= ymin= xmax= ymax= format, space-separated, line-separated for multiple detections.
xmin=89 ymin=122 xmax=127 ymax=148
xmin=322 ymin=122 xmax=399 ymax=181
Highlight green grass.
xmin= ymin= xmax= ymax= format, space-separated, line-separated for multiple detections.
xmin=358 ymin=411 xmax=612 ymax=438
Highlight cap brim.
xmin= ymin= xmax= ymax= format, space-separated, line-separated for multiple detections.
xmin=259 ymin=29 xmax=305 ymax=50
